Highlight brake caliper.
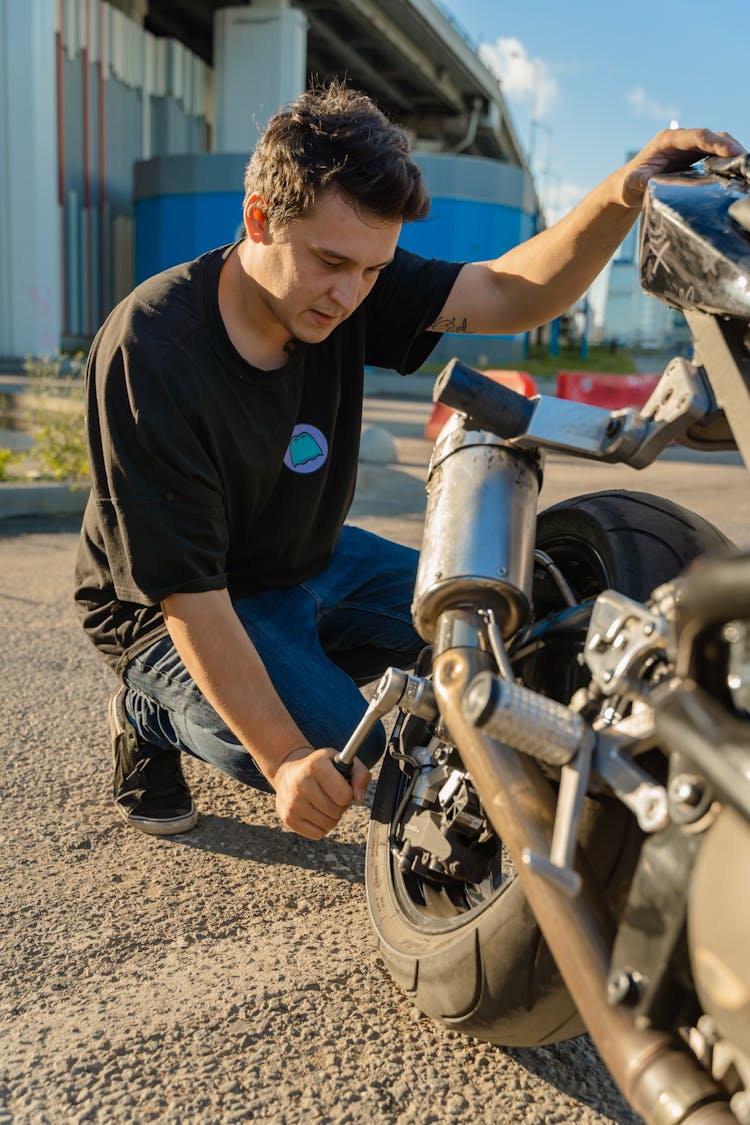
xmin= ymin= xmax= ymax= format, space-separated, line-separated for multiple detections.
xmin=390 ymin=740 xmax=498 ymax=885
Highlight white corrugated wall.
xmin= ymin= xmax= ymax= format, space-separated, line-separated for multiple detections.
xmin=0 ymin=0 xmax=212 ymax=359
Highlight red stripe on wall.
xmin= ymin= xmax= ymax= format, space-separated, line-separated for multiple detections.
xmin=55 ymin=0 xmax=68 ymax=335
xmin=83 ymin=0 xmax=93 ymax=334
xmin=98 ymin=0 xmax=107 ymax=322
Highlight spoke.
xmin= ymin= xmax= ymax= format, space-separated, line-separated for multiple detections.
xmin=420 ymin=881 xmax=463 ymax=918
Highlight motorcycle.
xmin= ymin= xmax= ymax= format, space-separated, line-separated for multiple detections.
xmin=336 ymin=156 xmax=750 ymax=1123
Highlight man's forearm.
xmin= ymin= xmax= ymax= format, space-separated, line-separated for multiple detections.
xmin=486 ymin=171 xmax=637 ymax=326
xmin=430 ymin=128 xmax=745 ymax=338
xmin=161 ymin=588 xmax=309 ymax=783
xmin=431 ymin=171 xmax=637 ymax=337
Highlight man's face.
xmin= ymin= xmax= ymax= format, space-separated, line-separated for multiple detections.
xmin=248 ymin=190 xmax=402 ymax=344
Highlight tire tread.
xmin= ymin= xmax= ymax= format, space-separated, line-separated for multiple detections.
xmin=365 ymin=489 xmax=735 ymax=1046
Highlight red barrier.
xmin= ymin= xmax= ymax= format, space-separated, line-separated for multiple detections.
xmin=424 ymin=369 xmax=537 ymax=441
xmin=556 ymin=371 xmax=660 ymax=410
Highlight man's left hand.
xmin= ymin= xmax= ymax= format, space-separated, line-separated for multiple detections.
xmin=621 ymin=127 xmax=745 ymax=207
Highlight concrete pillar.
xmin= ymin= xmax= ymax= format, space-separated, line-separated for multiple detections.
xmin=0 ymin=0 xmax=61 ymax=359
xmin=213 ymin=4 xmax=308 ymax=155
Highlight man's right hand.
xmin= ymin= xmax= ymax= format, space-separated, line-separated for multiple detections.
xmin=161 ymin=590 xmax=373 ymax=839
xmin=271 ymin=745 xmax=372 ymax=839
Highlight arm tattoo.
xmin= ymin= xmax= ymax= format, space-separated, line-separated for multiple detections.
xmin=430 ymin=315 xmax=473 ymax=334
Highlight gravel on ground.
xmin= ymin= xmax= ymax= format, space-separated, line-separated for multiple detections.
xmin=0 ymin=505 xmax=637 ymax=1124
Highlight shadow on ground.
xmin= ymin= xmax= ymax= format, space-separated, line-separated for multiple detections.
xmin=505 ymin=1038 xmax=638 ymax=1123
xmin=172 ymin=813 xmax=367 ymax=884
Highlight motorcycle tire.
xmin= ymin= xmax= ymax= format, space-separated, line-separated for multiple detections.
xmin=365 ymin=489 xmax=734 ymax=1047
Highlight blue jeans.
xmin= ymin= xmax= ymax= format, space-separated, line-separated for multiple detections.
xmin=123 ymin=526 xmax=423 ymax=793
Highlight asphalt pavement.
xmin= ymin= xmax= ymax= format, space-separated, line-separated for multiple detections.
xmin=2 ymin=388 xmax=748 ymax=1124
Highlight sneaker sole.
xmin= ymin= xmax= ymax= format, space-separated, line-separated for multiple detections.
xmin=114 ymin=800 xmax=199 ymax=836
xmin=108 ymin=688 xmax=125 ymax=745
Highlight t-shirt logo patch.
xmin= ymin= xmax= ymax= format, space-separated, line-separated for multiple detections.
xmin=283 ymin=423 xmax=329 ymax=474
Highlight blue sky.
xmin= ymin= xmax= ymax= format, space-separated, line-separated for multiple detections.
xmin=439 ymin=0 xmax=747 ymax=222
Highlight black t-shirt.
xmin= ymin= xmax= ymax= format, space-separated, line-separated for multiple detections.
xmin=74 ymin=244 xmax=462 ymax=673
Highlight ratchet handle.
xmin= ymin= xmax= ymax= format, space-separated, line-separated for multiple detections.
xmin=332 ymin=755 xmax=354 ymax=780
xmin=330 ymin=667 xmax=435 ymax=786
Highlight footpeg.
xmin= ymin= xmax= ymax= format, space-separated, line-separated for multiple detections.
xmin=463 ymin=671 xmax=594 ymax=765
xmin=464 ymin=670 xmax=595 ymax=898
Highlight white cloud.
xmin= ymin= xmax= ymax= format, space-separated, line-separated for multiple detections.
xmin=541 ymin=179 xmax=589 ymax=225
xmin=628 ymin=85 xmax=679 ymax=125
xmin=479 ymin=36 xmax=559 ymax=117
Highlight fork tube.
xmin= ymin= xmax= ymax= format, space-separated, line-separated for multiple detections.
xmin=432 ymin=615 xmax=733 ymax=1125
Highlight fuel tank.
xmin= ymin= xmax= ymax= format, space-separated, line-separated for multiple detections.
xmin=640 ymin=170 xmax=750 ymax=318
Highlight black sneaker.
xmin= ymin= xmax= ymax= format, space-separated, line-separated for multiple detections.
xmin=109 ymin=688 xmax=198 ymax=836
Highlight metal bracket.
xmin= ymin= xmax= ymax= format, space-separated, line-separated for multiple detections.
xmin=594 ymin=733 xmax=669 ymax=832
xmin=624 ymin=357 xmax=715 ymax=468
xmin=507 ymin=357 xmax=711 ymax=468
xmin=510 ymin=395 xmax=648 ymax=462
xmin=584 ymin=590 xmax=670 ymax=697
xmin=686 ymin=310 xmax=750 ymax=467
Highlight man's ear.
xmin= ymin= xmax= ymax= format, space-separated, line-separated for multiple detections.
xmin=243 ymin=194 xmax=268 ymax=244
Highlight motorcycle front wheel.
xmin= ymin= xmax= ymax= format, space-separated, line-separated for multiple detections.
xmin=365 ymin=489 xmax=734 ymax=1046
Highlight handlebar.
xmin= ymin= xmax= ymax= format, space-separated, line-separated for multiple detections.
xmin=433 ymin=358 xmax=535 ymax=439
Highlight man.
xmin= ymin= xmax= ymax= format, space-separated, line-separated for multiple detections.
xmin=74 ymin=82 xmax=743 ymax=841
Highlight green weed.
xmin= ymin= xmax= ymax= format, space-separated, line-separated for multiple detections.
xmin=23 ymin=353 xmax=89 ymax=483
xmin=0 ymin=447 xmax=22 ymax=481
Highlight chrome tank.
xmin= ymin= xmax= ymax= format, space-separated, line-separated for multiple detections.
xmin=640 ymin=171 xmax=750 ymax=319
xmin=412 ymin=414 xmax=541 ymax=642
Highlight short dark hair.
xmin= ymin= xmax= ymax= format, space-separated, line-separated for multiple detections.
xmin=243 ymin=81 xmax=430 ymax=228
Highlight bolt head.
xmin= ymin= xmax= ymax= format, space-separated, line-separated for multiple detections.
xmin=396 ymin=852 xmax=411 ymax=872
xmin=669 ymin=774 xmax=703 ymax=807
xmin=723 ymin=621 xmax=742 ymax=644
xmin=607 ymin=970 xmax=639 ymax=1007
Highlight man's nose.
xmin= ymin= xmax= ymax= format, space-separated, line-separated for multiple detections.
xmin=330 ymin=274 xmax=363 ymax=313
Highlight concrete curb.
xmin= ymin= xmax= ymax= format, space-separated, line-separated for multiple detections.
xmin=364 ymin=369 xmax=436 ymax=400
xmin=0 ymin=371 xmax=559 ymax=521
xmin=0 ymin=482 xmax=89 ymax=520
xmin=363 ymin=368 xmax=557 ymax=399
